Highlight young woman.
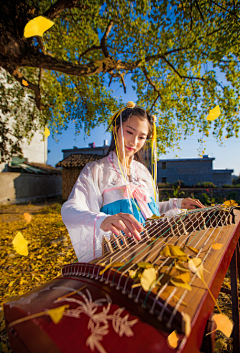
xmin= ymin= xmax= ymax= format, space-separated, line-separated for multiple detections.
xmin=61 ymin=102 xmax=204 ymax=261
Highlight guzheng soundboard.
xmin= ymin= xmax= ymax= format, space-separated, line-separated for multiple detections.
xmin=4 ymin=206 xmax=240 ymax=353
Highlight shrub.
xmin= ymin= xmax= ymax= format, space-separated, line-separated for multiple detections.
xmin=196 ymin=182 xmax=217 ymax=188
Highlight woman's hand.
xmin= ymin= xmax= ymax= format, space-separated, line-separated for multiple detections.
xmin=181 ymin=198 xmax=205 ymax=209
xmin=100 ymin=213 xmax=143 ymax=241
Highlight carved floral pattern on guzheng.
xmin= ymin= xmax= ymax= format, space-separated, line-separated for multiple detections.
xmin=4 ymin=205 xmax=240 ymax=353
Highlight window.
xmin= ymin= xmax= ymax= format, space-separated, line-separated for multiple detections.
xmin=162 ymin=162 xmax=166 ymax=169
xmin=162 ymin=177 xmax=167 ymax=183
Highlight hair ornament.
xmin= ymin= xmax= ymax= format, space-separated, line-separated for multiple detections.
xmin=126 ymin=101 xmax=135 ymax=108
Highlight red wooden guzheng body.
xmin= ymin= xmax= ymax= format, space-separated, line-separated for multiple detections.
xmin=4 ymin=207 xmax=240 ymax=353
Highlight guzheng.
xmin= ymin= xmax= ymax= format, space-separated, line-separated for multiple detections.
xmin=4 ymin=205 xmax=240 ymax=353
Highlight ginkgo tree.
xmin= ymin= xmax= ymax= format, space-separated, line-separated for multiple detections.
xmin=0 ymin=0 xmax=239 ymax=161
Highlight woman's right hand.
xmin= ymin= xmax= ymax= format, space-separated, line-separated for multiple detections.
xmin=100 ymin=213 xmax=143 ymax=241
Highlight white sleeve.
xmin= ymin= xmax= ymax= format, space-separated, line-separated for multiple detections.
xmin=159 ymin=198 xmax=183 ymax=216
xmin=61 ymin=163 xmax=110 ymax=262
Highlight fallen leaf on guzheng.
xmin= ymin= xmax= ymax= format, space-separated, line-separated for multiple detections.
xmin=23 ymin=212 xmax=32 ymax=223
xmin=167 ymin=330 xmax=179 ymax=349
xmin=24 ymin=16 xmax=55 ymax=38
xmin=185 ymin=246 xmax=199 ymax=255
xmin=99 ymin=262 xmax=126 ymax=275
xmin=12 ymin=231 xmax=28 ymax=256
xmin=140 ymin=267 xmax=157 ymax=291
xmin=223 ymin=200 xmax=238 ymax=207
xmin=211 ymin=243 xmax=223 ymax=250
xmin=47 ymin=305 xmax=69 ymax=324
xmin=175 ymin=262 xmax=190 ymax=272
xmin=170 ymin=272 xmax=192 ymax=291
xmin=44 ymin=127 xmax=50 ymax=138
xmin=137 ymin=262 xmax=154 ymax=269
xmin=128 ymin=269 xmax=139 ymax=279
xmin=161 ymin=245 xmax=189 ymax=262
xmin=212 ymin=314 xmax=233 ymax=337
xmin=206 ymin=105 xmax=221 ymax=121
xmin=188 ymin=258 xmax=203 ymax=280
xmin=22 ymin=79 xmax=29 ymax=86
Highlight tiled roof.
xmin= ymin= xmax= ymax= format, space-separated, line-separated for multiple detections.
xmin=56 ymin=153 xmax=103 ymax=168
xmin=26 ymin=162 xmax=62 ymax=174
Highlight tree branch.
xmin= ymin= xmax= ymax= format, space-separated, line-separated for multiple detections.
xmin=42 ymin=0 xmax=88 ymax=20
xmin=210 ymin=0 xmax=240 ymax=20
xmin=142 ymin=66 xmax=163 ymax=101
xmin=100 ymin=21 xmax=113 ymax=57
xmin=78 ymin=45 xmax=101 ymax=62
xmin=194 ymin=0 xmax=205 ymax=22
xmin=162 ymin=57 xmax=206 ymax=81
xmin=2 ymin=64 xmax=41 ymax=109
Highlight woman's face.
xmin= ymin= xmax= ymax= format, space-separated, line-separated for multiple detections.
xmin=115 ymin=114 xmax=149 ymax=159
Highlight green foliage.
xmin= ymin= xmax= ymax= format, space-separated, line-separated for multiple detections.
xmin=0 ymin=0 xmax=239 ymax=159
xmin=196 ymin=182 xmax=217 ymax=188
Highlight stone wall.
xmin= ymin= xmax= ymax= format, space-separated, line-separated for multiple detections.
xmin=0 ymin=173 xmax=62 ymax=205
xmin=62 ymin=167 xmax=83 ymax=200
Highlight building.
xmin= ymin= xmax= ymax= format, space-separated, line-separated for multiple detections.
xmin=0 ymin=129 xmax=62 ymax=204
xmin=62 ymin=140 xmax=109 ymax=160
xmin=56 ymin=153 xmax=102 ymax=200
xmin=157 ymin=155 xmax=233 ymax=186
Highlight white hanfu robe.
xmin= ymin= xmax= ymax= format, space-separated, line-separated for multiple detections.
xmin=61 ymin=151 xmax=182 ymax=261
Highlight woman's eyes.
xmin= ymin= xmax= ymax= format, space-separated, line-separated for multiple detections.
xmin=126 ymin=131 xmax=145 ymax=139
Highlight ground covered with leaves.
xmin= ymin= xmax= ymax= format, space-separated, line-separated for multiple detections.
xmin=0 ymin=202 xmax=238 ymax=352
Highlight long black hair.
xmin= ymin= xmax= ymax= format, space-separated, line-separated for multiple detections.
xmin=107 ymin=106 xmax=154 ymax=164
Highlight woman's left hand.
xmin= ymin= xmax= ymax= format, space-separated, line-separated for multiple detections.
xmin=181 ymin=198 xmax=205 ymax=209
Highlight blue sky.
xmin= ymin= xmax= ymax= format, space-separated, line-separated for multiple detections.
xmin=47 ymin=77 xmax=240 ymax=176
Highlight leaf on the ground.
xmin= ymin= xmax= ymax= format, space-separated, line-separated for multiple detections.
xmin=23 ymin=213 xmax=32 ymax=223
xmin=22 ymin=79 xmax=29 ymax=86
xmin=167 ymin=330 xmax=179 ymax=349
xmin=140 ymin=267 xmax=157 ymax=291
xmin=12 ymin=231 xmax=28 ymax=256
xmin=24 ymin=16 xmax=55 ymax=38
xmin=206 ymin=105 xmax=220 ymax=121
xmin=212 ymin=243 xmax=223 ymax=250
xmin=99 ymin=262 xmax=126 ymax=275
xmin=212 ymin=313 xmax=233 ymax=337
xmin=47 ymin=305 xmax=69 ymax=324
xmin=137 ymin=262 xmax=153 ymax=269
xmin=161 ymin=245 xmax=188 ymax=261
xmin=44 ymin=127 xmax=50 ymax=138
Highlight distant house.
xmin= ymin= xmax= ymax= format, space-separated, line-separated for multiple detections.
xmin=56 ymin=153 xmax=103 ymax=200
xmin=62 ymin=140 xmax=109 ymax=160
xmin=157 ymin=155 xmax=233 ymax=186
xmin=0 ymin=130 xmax=62 ymax=205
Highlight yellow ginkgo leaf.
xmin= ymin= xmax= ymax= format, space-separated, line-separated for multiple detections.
xmin=44 ymin=127 xmax=50 ymax=138
xmin=47 ymin=305 xmax=69 ymax=324
xmin=24 ymin=16 xmax=55 ymax=38
xmin=175 ymin=262 xmax=190 ymax=272
xmin=223 ymin=200 xmax=238 ymax=208
xmin=211 ymin=243 xmax=223 ymax=250
xmin=140 ymin=267 xmax=157 ymax=292
xmin=170 ymin=272 xmax=192 ymax=291
xmin=181 ymin=312 xmax=191 ymax=336
xmin=212 ymin=313 xmax=233 ymax=338
xmin=22 ymin=79 xmax=29 ymax=86
xmin=185 ymin=246 xmax=199 ymax=255
xmin=167 ymin=330 xmax=179 ymax=349
xmin=23 ymin=212 xmax=32 ymax=223
xmin=99 ymin=262 xmax=126 ymax=275
xmin=206 ymin=105 xmax=221 ymax=121
xmin=12 ymin=232 xmax=28 ymax=256
xmin=188 ymin=258 xmax=203 ymax=281
xmin=161 ymin=245 xmax=189 ymax=262
xmin=137 ymin=262 xmax=153 ymax=269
